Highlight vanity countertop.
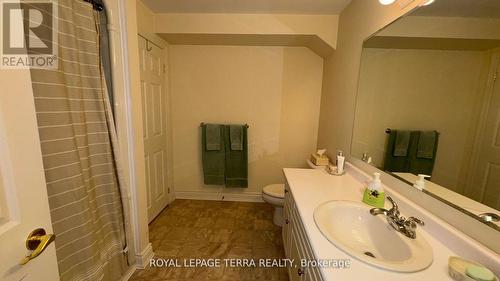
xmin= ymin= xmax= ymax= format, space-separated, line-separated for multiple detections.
xmin=283 ymin=164 xmax=500 ymax=281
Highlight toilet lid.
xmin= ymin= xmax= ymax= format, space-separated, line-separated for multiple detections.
xmin=263 ymin=184 xmax=285 ymax=198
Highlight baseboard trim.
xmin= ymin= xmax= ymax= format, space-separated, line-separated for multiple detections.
xmin=120 ymin=265 xmax=136 ymax=281
xmin=175 ymin=191 xmax=264 ymax=202
xmin=135 ymin=243 xmax=154 ymax=269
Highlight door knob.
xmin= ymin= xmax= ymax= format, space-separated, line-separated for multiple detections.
xmin=19 ymin=228 xmax=55 ymax=265
xmin=298 ymin=268 xmax=305 ymax=276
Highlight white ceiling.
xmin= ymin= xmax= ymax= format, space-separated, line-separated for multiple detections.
xmin=141 ymin=0 xmax=351 ymax=15
xmin=413 ymin=0 xmax=500 ymax=18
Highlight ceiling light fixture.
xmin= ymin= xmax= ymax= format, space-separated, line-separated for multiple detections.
xmin=378 ymin=0 xmax=396 ymax=5
xmin=421 ymin=0 xmax=435 ymax=6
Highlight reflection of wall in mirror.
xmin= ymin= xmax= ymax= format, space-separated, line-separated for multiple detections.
xmin=377 ymin=16 xmax=500 ymax=43
xmin=352 ymin=48 xmax=492 ymax=193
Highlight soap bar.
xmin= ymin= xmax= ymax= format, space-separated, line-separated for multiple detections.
xmin=448 ymin=256 xmax=498 ymax=281
xmin=466 ymin=265 xmax=495 ymax=281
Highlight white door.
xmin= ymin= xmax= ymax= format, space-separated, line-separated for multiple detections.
xmin=468 ymin=53 xmax=500 ymax=210
xmin=138 ymin=36 xmax=171 ymax=222
xmin=0 ymin=69 xmax=59 ymax=280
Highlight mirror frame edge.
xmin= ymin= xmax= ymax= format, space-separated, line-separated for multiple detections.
xmin=394 ymin=174 xmax=500 ymax=232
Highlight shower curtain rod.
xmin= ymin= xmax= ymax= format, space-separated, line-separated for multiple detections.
xmin=83 ymin=0 xmax=104 ymax=11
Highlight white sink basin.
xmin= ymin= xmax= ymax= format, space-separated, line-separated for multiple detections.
xmin=314 ymin=200 xmax=433 ymax=272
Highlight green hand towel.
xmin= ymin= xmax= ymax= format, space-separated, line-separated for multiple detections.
xmin=224 ymin=125 xmax=248 ymax=187
xmin=201 ymin=124 xmax=225 ymax=185
xmin=229 ymin=125 xmax=243 ymax=151
xmin=205 ymin=123 xmax=221 ymax=151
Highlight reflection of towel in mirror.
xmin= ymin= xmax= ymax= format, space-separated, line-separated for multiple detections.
xmin=409 ymin=131 xmax=438 ymax=176
xmin=384 ymin=130 xmax=439 ymax=176
xmin=394 ymin=130 xmax=411 ymax=157
xmin=417 ymin=131 xmax=437 ymax=159
xmin=384 ymin=130 xmax=411 ymax=172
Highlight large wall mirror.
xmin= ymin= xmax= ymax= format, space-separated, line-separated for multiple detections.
xmin=351 ymin=0 xmax=500 ymax=230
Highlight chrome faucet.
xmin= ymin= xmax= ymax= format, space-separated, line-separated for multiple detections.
xmin=370 ymin=196 xmax=424 ymax=239
xmin=361 ymin=153 xmax=369 ymax=162
xmin=361 ymin=152 xmax=372 ymax=164
xmin=478 ymin=212 xmax=500 ymax=223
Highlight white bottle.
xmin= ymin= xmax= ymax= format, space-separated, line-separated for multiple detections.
xmin=336 ymin=150 xmax=345 ymax=174
xmin=414 ymin=174 xmax=430 ymax=191
xmin=368 ymin=172 xmax=383 ymax=193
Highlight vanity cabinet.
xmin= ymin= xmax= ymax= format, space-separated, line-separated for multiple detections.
xmin=283 ymin=184 xmax=324 ymax=281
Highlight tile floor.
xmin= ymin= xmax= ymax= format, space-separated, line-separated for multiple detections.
xmin=130 ymin=199 xmax=289 ymax=281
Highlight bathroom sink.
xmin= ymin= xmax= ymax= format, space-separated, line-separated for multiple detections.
xmin=313 ymin=201 xmax=433 ymax=272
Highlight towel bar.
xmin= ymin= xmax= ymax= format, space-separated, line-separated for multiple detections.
xmin=200 ymin=122 xmax=249 ymax=128
xmin=385 ymin=128 xmax=440 ymax=135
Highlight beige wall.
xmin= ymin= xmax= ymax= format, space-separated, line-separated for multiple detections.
xmin=317 ymin=0 xmax=425 ymax=159
xmin=168 ymin=45 xmax=323 ymax=196
xmin=352 ymin=48 xmax=490 ymax=191
xmin=136 ymin=0 xmax=154 ymax=34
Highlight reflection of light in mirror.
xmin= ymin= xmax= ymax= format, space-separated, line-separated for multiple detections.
xmin=378 ymin=0 xmax=396 ymax=5
xmin=422 ymin=0 xmax=435 ymax=6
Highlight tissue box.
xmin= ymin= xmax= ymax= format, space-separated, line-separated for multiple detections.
xmin=310 ymin=153 xmax=329 ymax=166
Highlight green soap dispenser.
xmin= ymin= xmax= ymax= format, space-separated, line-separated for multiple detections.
xmin=362 ymin=172 xmax=385 ymax=208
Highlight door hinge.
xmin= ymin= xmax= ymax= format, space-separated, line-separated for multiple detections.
xmin=494 ymin=72 xmax=497 ymax=82
xmin=168 ymin=188 xmax=170 ymax=194
xmin=163 ymin=64 xmax=166 ymax=74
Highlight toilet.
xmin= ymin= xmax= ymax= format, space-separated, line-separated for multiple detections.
xmin=263 ymin=159 xmax=318 ymax=226
xmin=262 ymin=184 xmax=285 ymax=226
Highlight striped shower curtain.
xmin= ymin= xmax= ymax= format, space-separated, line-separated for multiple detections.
xmin=29 ymin=0 xmax=132 ymax=280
